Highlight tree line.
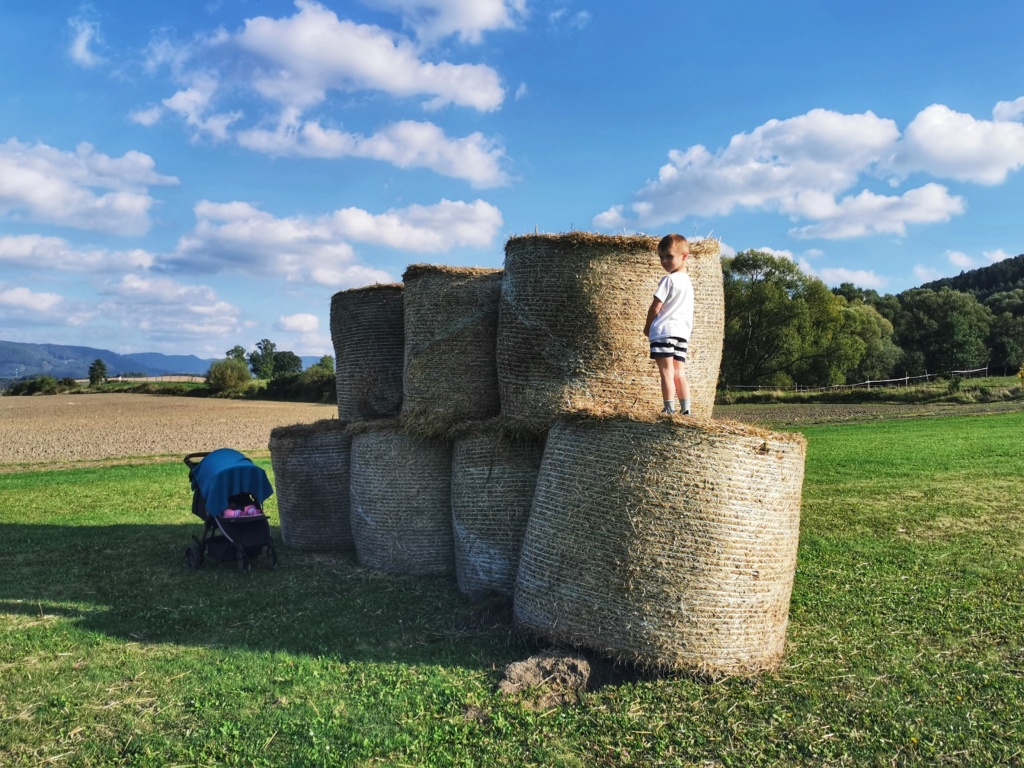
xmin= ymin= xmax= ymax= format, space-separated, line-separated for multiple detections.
xmin=206 ymin=339 xmax=335 ymax=400
xmin=721 ymin=250 xmax=1024 ymax=388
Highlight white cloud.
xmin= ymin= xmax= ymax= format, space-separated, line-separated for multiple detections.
xmin=0 ymin=286 xmax=64 ymax=312
xmin=549 ymin=8 xmax=591 ymax=30
xmin=327 ymin=198 xmax=503 ymax=250
xmin=0 ymin=139 xmax=179 ymax=235
xmin=594 ymin=101 xmax=1024 ymax=242
xmin=167 ymin=197 xmax=501 ymax=285
xmin=276 ymin=313 xmax=320 ymax=333
xmin=594 ymin=109 xmax=901 ymax=231
xmin=360 ymin=0 xmax=526 ymax=45
xmin=161 ymin=73 xmax=242 ymax=142
xmin=129 ymin=106 xmax=165 ymax=127
xmin=789 ymin=184 xmax=964 ymax=239
xmin=237 ymin=118 xmax=509 ymax=187
xmin=913 ymin=264 xmax=944 ymax=283
xmin=947 ymin=250 xmax=975 ymax=268
xmin=758 ymin=246 xmax=795 ymax=261
xmin=994 ymin=96 xmax=1024 ymax=122
xmin=984 ymin=248 xmax=1013 ymax=263
xmin=68 ymin=15 xmax=104 ymax=68
xmin=892 ymin=104 xmax=1024 ymax=184
xmin=816 ymin=267 xmax=888 ymax=290
xmin=0 ymin=235 xmax=154 ymax=272
xmin=514 ymin=83 xmax=528 ymax=100
xmin=99 ymin=274 xmax=244 ymax=339
xmin=236 ymin=0 xmax=505 ymax=112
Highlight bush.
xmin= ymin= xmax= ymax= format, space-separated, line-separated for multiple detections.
xmin=206 ymin=358 xmax=252 ymax=394
xmin=262 ymin=366 xmax=336 ymax=403
xmin=6 ymin=375 xmax=62 ymax=396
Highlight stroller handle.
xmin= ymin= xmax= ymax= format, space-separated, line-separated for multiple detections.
xmin=183 ymin=452 xmax=211 ymax=469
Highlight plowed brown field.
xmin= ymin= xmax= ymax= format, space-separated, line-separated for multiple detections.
xmin=0 ymin=394 xmax=334 ymax=467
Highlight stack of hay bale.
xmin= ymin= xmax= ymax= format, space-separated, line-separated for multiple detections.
xmin=267 ymin=231 xmax=806 ymax=679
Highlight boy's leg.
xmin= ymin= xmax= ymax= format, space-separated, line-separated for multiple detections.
xmin=675 ymin=362 xmax=691 ymax=414
xmin=655 ymin=357 xmax=676 ymax=406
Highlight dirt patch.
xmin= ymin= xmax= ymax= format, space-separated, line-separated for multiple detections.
xmin=0 ymin=394 xmax=335 ymax=467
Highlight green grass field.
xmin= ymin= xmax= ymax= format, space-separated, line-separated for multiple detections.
xmin=2 ymin=412 xmax=1023 ymax=766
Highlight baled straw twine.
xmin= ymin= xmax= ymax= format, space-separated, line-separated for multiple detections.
xmin=450 ymin=419 xmax=546 ymax=600
xmin=331 ymin=284 xmax=404 ymax=421
xmin=348 ymin=422 xmax=454 ymax=575
xmin=401 ymin=265 xmax=503 ymax=437
xmin=514 ymin=414 xmax=806 ymax=677
xmin=269 ymin=419 xmax=353 ymax=551
xmin=497 ymin=232 xmax=724 ymax=432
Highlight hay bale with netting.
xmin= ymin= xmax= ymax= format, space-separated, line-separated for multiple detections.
xmin=450 ymin=419 xmax=546 ymax=600
xmin=401 ymin=265 xmax=503 ymax=436
xmin=497 ymin=232 xmax=723 ymax=431
xmin=331 ymin=284 xmax=404 ymax=421
xmin=514 ymin=411 xmax=806 ymax=677
xmin=269 ymin=419 xmax=353 ymax=551
xmin=348 ymin=420 xmax=454 ymax=575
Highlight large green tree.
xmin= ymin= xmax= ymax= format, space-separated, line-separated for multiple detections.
xmin=894 ymin=288 xmax=993 ymax=373
xmin=721 ymin=251 xmax=874 ymax=387
xmin=272 ymin=350 xmax=303 ymax=378
xmin=247 ymin=339 xmax=277 ymax=379
xmin=88 ymin=359 xmax=107 ymax=387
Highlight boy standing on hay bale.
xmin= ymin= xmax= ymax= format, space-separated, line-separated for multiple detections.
xmin=643 ymin=234 xmax=694 ymax=415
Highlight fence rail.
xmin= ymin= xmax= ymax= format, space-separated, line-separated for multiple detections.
xmin=723 ymin=367 xmax=990 ymax=393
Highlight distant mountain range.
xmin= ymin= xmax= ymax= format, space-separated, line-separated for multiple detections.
xmin=0 ymin=341 xmax=322 ymax=380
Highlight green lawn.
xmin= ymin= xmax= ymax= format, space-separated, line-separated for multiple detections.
xmin=1 ymin=413 xmax=1023 ymax=766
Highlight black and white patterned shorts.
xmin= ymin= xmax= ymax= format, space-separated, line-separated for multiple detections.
xmin=650 ymin=337 xmax=688 ymax=362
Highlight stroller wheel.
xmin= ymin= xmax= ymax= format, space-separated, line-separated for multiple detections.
xmin=267 ymin=545 xmax=278 ymax=570
xmin=184 ymin=538 xmax=204 ymax=569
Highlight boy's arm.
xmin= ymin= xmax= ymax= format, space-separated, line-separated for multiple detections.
xmin=643 ymin=298 xmax=663 ymax=337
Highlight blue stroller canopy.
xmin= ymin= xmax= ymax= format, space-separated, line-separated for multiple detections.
xmin=190 ymin=448 xmax=274 ymax=517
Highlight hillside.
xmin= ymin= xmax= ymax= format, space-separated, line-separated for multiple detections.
xmin=0 ymin=340 xmax=324 ymax=380
xmin=0 ymin=341 xmax=211 ymax=379
xmin=918 ymin=252 xmax=1024 ymax=301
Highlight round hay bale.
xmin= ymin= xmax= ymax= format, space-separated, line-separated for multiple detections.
xmin=514 ymin=414 xmax=806 ymax=677
xmin=348 ymin=422 xmax=454 ymax=575
xmin=331 ymin=284 xmax=404 ymax=421
xmin=269 ymin=419 xmax=353 ymax=551
xmin=497 ymin=233 xmax=723 ymax=430
xmin=401 ymin=265 xmax=503 ymax=436
xmin=451 ymin=421 xmax=545 ymax=599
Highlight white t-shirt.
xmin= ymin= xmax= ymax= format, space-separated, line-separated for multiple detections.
xmin=648 ymin=270 xmax=694 ymax=341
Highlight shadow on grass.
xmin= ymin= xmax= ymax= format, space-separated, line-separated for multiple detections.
xmin=0 ymin=522 xmax=540 ymax=676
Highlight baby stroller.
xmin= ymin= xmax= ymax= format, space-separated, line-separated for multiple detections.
xmin=183 ymin=448 xmax=278 ymax=572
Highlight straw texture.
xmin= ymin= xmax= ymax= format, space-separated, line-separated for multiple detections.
xmin=514 ymin=415 xmax=806 ymax=677
xmin=331 ymin=284 xmax=404 ymax=421
xmin=349 ymin=424 xmax=454 ymax=575
xmin=497 ymin=232 xmax=724 ymax=431
xmin=401 ymin=265 xmax=503 ymax=436
xmin=451 ymin=422 xmax=546 ymax=599
xmin=269 ymin=419 xmax=353 ymax=551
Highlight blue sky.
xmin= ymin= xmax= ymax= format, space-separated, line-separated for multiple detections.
xmin=2 ymin=1 xmax=1023 ymax=357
